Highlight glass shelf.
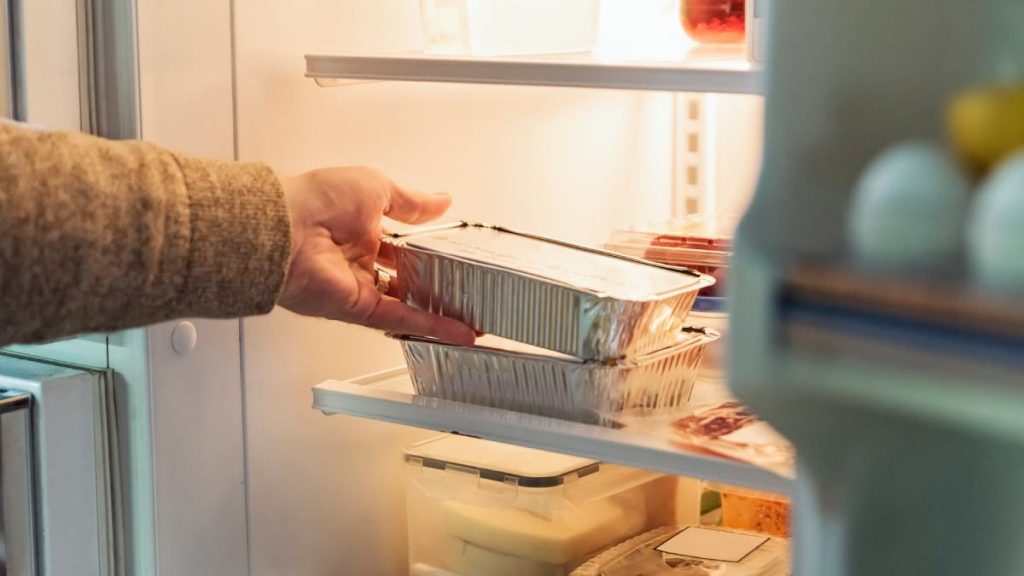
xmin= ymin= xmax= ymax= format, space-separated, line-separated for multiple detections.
xmin=305 ymin=49 xmax=761 ymax=94
xmin=314 ymin=367 xmax=793 ymax=494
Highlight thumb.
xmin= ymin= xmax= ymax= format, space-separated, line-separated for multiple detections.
xmin=385 ymin=182 xmax=452 ymax=225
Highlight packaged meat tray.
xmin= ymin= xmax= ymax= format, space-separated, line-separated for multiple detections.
xmin=385 ymin=222 xmax=714 ymax=360
xmin=605 ymin=217 xmax=735 ymax=298
xmin=396 ymin=328 xmax=719 ymax=425
xmin=670 ymin=402 xmax=795 ymax=477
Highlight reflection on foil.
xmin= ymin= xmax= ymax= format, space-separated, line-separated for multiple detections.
xmin=386 ymin=222 xmax=714 ymax=360
xmin=397 ymin=329 xmax=719 ymax=426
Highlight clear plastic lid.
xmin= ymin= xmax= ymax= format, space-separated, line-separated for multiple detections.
xmin=404 ymin=434 xmax=599 ymax=488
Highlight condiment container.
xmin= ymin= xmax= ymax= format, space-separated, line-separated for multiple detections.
xmin=405 ymin=434 xmax=663 ymax=576
xmin=386 ymin=222 xmax=713 ymax=360
xmin=571 ymin=525 xmax=789 ymax=575
xmin=396 ymin=328 xmax=718 ymax=425
xmin=709 ymin=484 xmax=790 ymax=537
xmin=681 ymin=0 xmax=746 ymax=44
xmin=746 ymin=0 xmax=767 ymax=63
xmin=420 ymin=0 xmax=600 ymax=56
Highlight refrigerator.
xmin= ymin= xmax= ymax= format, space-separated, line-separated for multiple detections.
xmin=2 ymin=0 xmax=1022 ymax=574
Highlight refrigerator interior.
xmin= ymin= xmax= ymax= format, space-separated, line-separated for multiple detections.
xmin=4 ymin=0 xmax=1022 ymax=573
xmin=4 ymin=0 xmax=765 ymax=574
xmin=232 ymin=1 xmax=763 ymax=574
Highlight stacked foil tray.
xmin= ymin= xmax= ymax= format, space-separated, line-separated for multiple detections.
xmin=397 ymin=329 xmax=719 ymax=425
xmin=386 ymin=222 xmax=718 ymax=424
xmin=386 ymin=222 xmax=713 ymax=359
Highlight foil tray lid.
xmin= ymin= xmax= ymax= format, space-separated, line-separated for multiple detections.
xmin=385 ymin=222 xmax=712 ymax=300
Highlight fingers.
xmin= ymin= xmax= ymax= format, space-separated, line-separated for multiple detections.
xmin=365 ymin=297 xmax=476 ymax=346
xmin=385 ymin=182 xmax=452 ymax=225
xmin=377 ymin=240 xmax=396 ymax=268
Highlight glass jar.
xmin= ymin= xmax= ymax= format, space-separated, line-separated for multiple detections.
xmin=680 ymin=0 xmax=746 ymax=44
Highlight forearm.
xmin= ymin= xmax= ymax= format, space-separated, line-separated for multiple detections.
xmin=0 ymin=121 xmax=291 ymax=346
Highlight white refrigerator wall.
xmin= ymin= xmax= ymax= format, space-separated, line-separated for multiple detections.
xmin=135 ymin=0 xmax=249 ymax=574
xmin=234 ymin=1 xmax=674 ymax=575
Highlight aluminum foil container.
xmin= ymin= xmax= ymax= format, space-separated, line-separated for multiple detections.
xmin=396 ymin=328 xmax=720 ymax=425
xmin=386 ymin=222 xmax=714 ymax=360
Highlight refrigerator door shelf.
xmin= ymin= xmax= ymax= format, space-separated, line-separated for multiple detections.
xmin=313 ymin=367 xmax=793 ymax=495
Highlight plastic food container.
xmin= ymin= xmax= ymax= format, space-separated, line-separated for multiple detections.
xmin=396 ymin=328 xmax=719 ymax=425
xmin=680 ymin=0 xmax=746 ymax=44
xmin=711 ymin=484 xmax=790 ymax=537
xmin=420 ymin=0 xmax=601 ymax=56
xmin=386 ymin=222 xmax=713 ymax=360
xmin=404 ymin=434 xmax=663 ymax=576
xmin=571 ymin=525 xmax=789 ymax=575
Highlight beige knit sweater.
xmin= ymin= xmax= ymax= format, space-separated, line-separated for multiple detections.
xmin=0 ymin=121 xmax=292 ymax=346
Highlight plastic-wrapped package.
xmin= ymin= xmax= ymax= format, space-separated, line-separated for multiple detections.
xmin=605 ymin=218 xmax=734 ymax=298
xmin=571 ymin=525 xmax=789 ymax=576
xmin=670 ymin=402 xmax=794 ymax=478
xmin=397 ymin=328 xmax=718 ymax=425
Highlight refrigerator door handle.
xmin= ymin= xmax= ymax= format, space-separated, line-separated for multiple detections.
xmin=0 ymin=0 xmax=24 ymax=121
xmin=0 ymin=392 xmax=35 ymax=575
xmin=77 ymin=0 xmax=138 ymax=139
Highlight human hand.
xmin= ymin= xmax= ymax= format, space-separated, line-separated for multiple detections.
xmin=277 ymin=166 xmax=475 ymax=345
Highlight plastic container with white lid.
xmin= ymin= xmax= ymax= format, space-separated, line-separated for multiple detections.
xmin=420 ymin=0 xmax=601 ymax=56
xmin=404 ymin=434 xmax=666 ymax=576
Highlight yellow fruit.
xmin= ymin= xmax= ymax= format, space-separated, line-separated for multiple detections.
xmin=947 ymin=85 xmax=1024 ymax=176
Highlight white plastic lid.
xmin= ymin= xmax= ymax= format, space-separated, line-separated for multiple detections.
xmin=404 ymin=434 xmax=599 ymax=488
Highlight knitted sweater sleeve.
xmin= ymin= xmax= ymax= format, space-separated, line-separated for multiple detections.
xmin=0 ymin=121 xmax=291 ymax=345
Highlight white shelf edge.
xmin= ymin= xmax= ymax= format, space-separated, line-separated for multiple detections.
xmin=313 ymin=367 xmax=793 ymax=495
xmin=305 ymin=53 xmax=763 ymax=95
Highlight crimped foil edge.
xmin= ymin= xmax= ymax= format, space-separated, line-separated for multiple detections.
xmin=397 ymin=330 xmax=718 ymax=426
xmin=388 ymin=223 xmax=713 ymax=359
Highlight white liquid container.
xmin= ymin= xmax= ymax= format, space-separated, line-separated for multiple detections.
xmin=420 ymin=0 xmax=600 ymax=56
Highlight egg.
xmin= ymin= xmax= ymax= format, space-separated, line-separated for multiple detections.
xmin=847 ymin=141 xmax=970 ymax=271
xmin=967 ymin=151 xmax=1024 ymax=293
